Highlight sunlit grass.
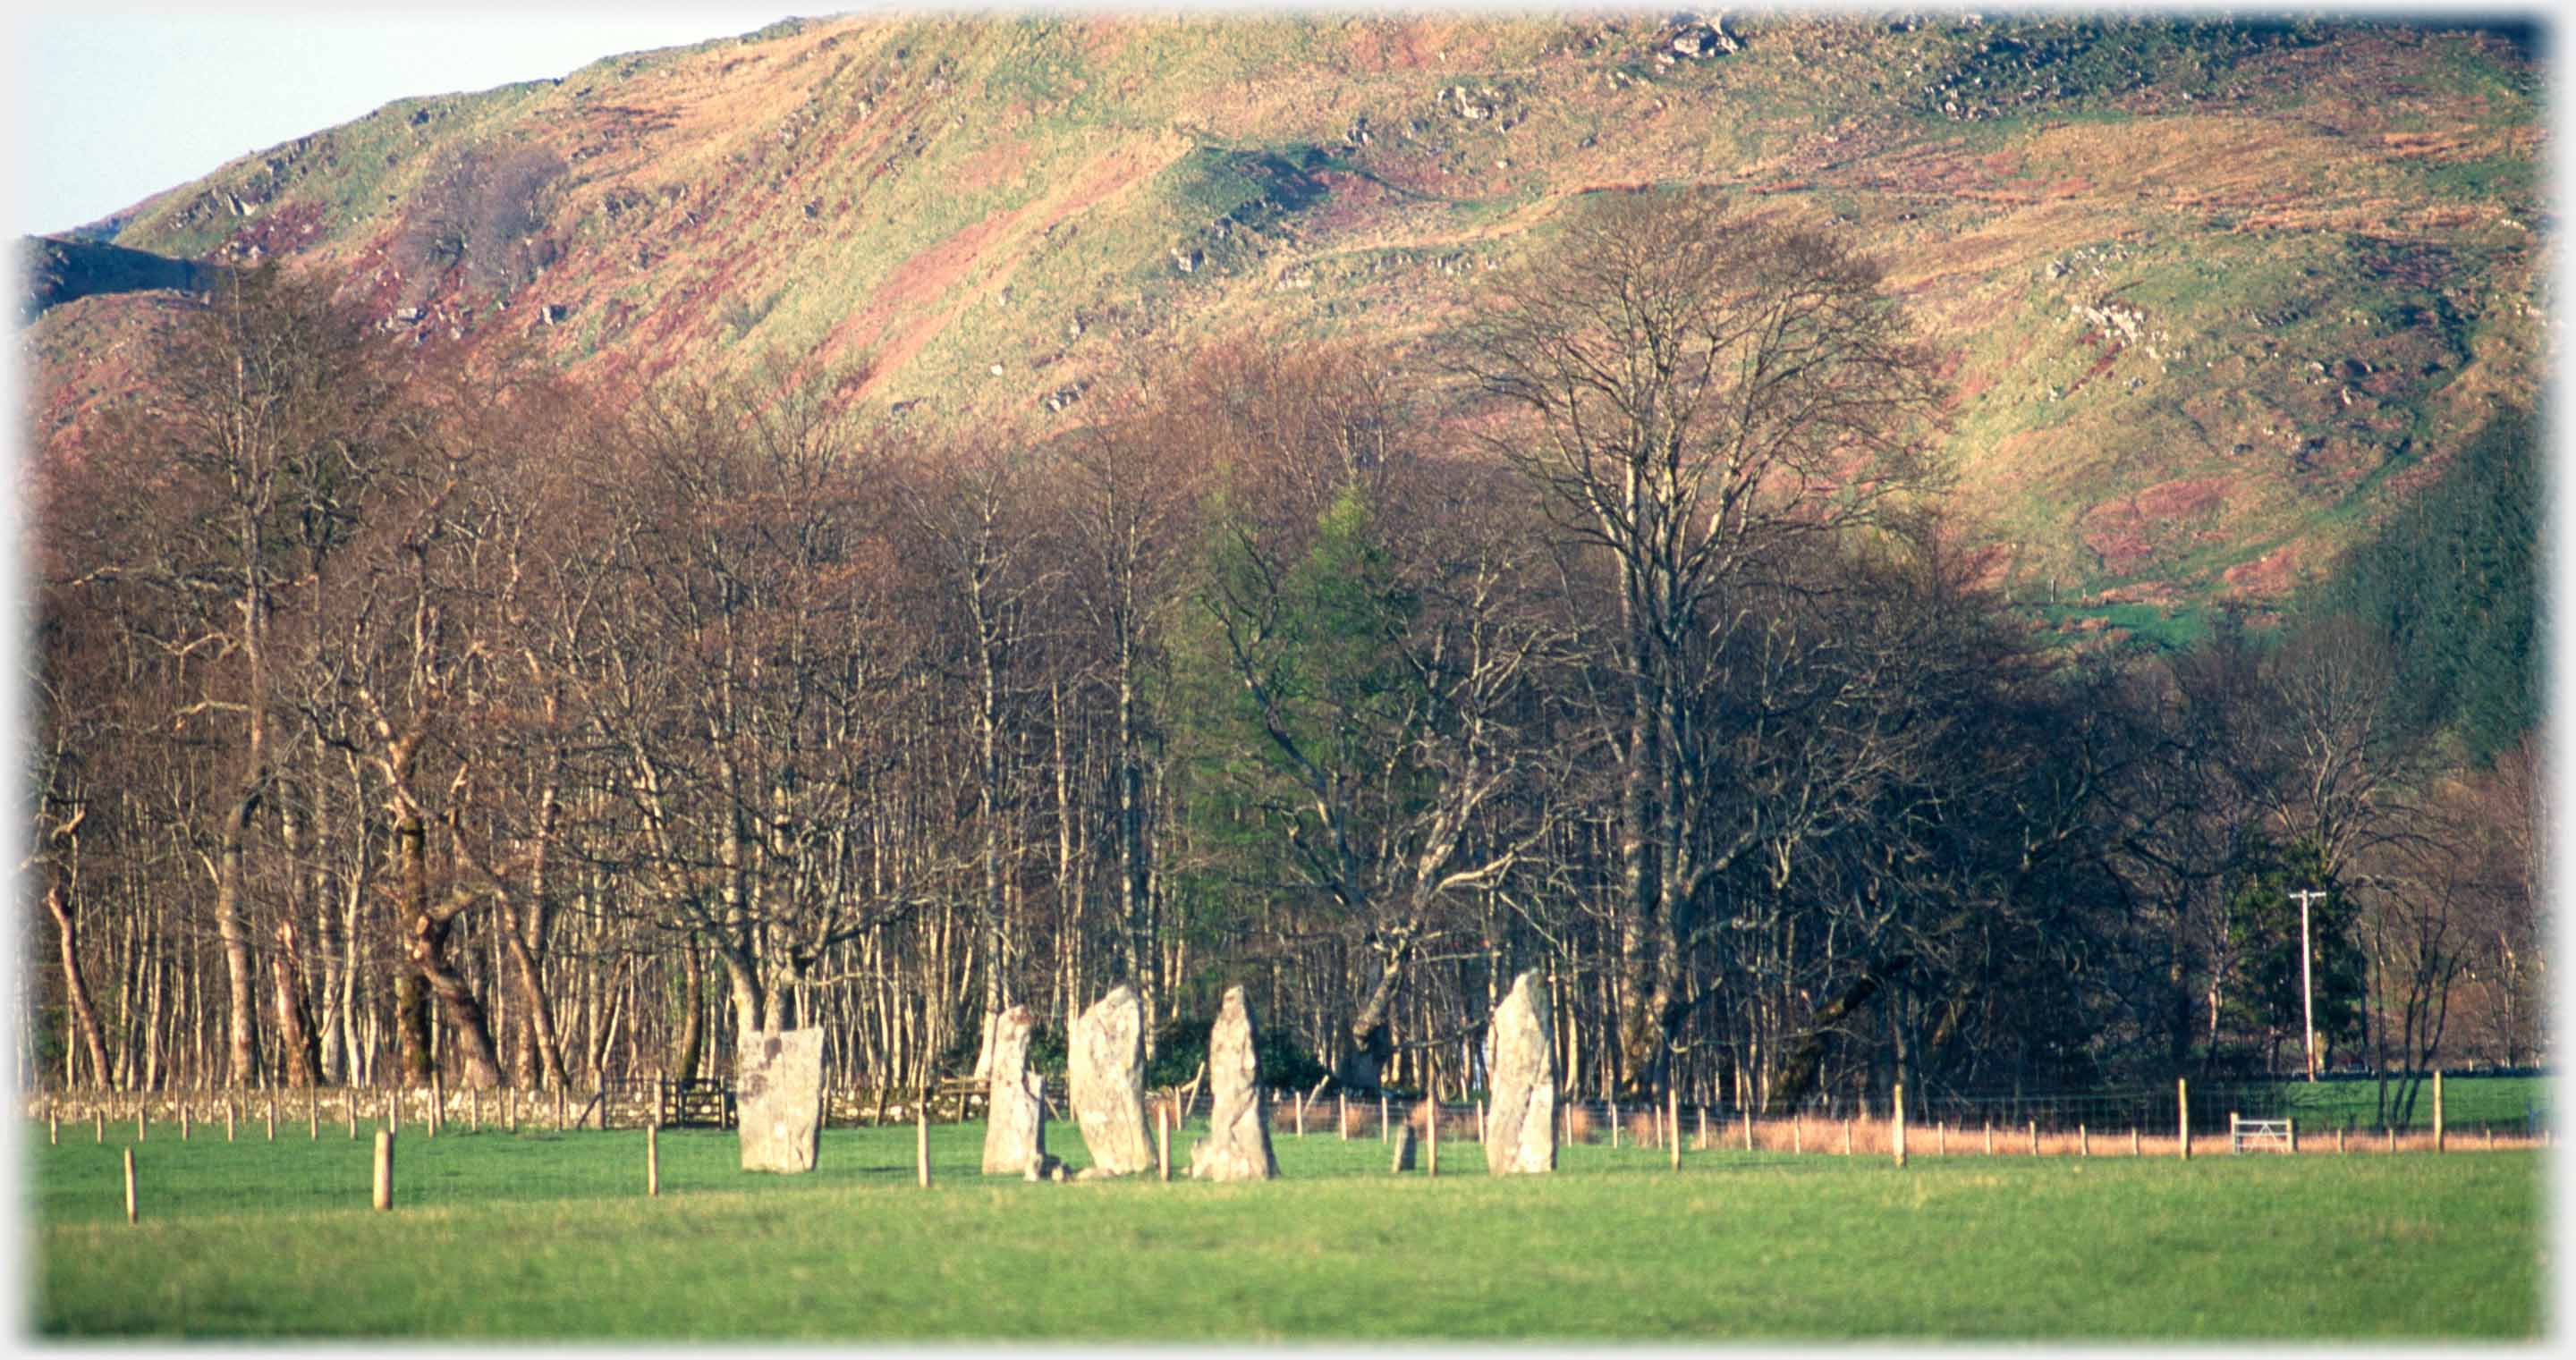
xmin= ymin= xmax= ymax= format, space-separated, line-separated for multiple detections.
xmin=33 ymin=1114 xmax=2542 ymax=1339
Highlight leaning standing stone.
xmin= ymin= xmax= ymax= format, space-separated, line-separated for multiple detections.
xmin=1070 ymin=984 xmax=1154 ymax=1176
xmin=1389 ymin=1120 xmax=1417 ymax=1172
xmin=1484 ymin=970 xmax=1558 ymax=1175
xmin=736 ymin=1026 xmax=825 ymax=1173
xmin=1188 ymin=986 xmax=1279 ymax=1181
xmin=982 ymin=1003 xmax=1056 ymax=1176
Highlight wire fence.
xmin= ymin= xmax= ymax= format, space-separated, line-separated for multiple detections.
xmin=29 ymin=1071 xmax=2551 ymax=1229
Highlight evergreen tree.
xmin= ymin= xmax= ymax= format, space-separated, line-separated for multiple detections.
xmin=2222 ymin=837 xmax=2366 ymax=1071
xmin=2302 ymin=408 xmax=2538 ymax=763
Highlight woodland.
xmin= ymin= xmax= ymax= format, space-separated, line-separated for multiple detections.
xmin=27 ymin=194 xmax=2543 ymax=1118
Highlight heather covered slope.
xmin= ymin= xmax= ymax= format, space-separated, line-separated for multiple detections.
xmin=20 ymin=237 xmax=212 ymax=321
xmin=34 ymin=12 xmax=2546 ymax=636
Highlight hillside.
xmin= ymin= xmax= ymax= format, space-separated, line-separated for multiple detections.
xmin=19 ymin=237 xmax=212 ymax=322
xmin=25 ymin=11 xmax=2545 ymax=639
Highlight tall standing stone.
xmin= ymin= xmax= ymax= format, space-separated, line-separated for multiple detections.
xmin=982 ymin=1003 xmax=1057 ymax=1177
xmin=1389 ymin=1120 xmax=1418 ymax=1172
xmin=736 ymin=1026 xmax=824 ymax=1173
xmin=1188 ymin=986 xmax=1279 ymax=1181
xmin=1070 ymin=984 xmax=1153 ymax=1176
xmin=1484 ymin=970 xmax=1558 ymax=1175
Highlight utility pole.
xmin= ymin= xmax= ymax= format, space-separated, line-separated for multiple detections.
xmin=2291 ymin=888 xmax=2327 ymax=1081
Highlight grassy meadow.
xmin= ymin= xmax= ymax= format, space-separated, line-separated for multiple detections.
xmin=30 ymin=1099 xmax=2546 ymax=1340
xmin=2274 ymin=1073 xmax=2548 ymax=1131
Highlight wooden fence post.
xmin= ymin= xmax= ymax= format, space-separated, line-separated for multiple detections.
xmin=136 ymin=1096 xmax=144 ymax=1143
xmin=2029 ymin=1120 xmax=2038 ymax=1156
xmin=1982 ymin=1121 xmax=1993 ymax=1155
xmin=1741 ymin=1106 xmax=1753 ymax=1153
xmin=1609 ymin=1096 xmax=1620 ymax=1149
xmin=1842 ymin=1117 xmax=1853 ymax=1155
xmin=1937 ymin=1121 xmax=1947 ymax=1157
xmin=225 ymin=1098 xmax=235 ymax=1143
xmin=347 ymin=1091 xmax=357 ymax=1140
xmin=267 ymin=1094 xmax=276 ymax=1141
xmin=123 ymin=1147 xmax=137 ymax=1226
xmin=373 ymin=1130 xmax=394 ymax=1211
xmin=2433 ymin=1072 xmax=2445 ymax=1153
xmin=1697 ymin=1105 xmax=1707 ymax=1152
xmin=2131 ymin=1126 xmax=2140 ymax=1157
xmin=309 ymin=1090 xmax=318 ymax=1141
xmin=1792 ymin=1117 xmax=1802 ymax=1155
xmin=1294 ymin=1090 xmax=1304 ymax=1138
xmin=1893 ymin=1085 xmax=1908 ymax=1168
xmin=1380 ymin=1094 xmax=1389 ymax=1143
xmin=2386 ymin=1123 xmax=2396 ymax=1153
xmin=2336 ymin=1125 xmax=2346 ymax=1154
xmin=1426 ymin=1099 xmax=1439 ymax=1178
xmin=49 ymin=1104 xmax=58 ymax=1146
xmin=2177 ymin=1078 xmax=2191 ymax=1161
xmin=1479 ymin=1101 xmax=1487 ymax=1145
xmin=648 ymin=1125 xmax=660 ymax=1197
xmin=916 ymin=1102 xmax=931 ymax=1187
xmin=1669 ymin=1087 xmax=1682 ymax=1170
xmin=1157 ymin=1103 xmax=1171 ymax=1182
xmin=179 ymin=1102 xmax=190 ymax=1141
xmin=2079 ymin=1124 xmax=2089 ymax=1157
xmin=95 ymin=1107 xmax=104 ymax=1143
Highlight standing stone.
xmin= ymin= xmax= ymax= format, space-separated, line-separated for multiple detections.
xmin=1022 ymin=1104 xmax=1072 ymax=1182
xmin=1069 ymin=984 xmax=1153 ymax=1176
xmin=1484 ymin=970 xmax=1558 ymax=1175
xmin=736 ymin=1026 xmax=824 ymax=1173
xmin=1188 ymin=986 xmax=1279 ymax=1181
xmin=982 ymin=1004 xmax=1059 ymax=1177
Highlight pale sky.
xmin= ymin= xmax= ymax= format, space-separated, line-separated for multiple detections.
xmin=9 ymin=5 xmax=821 ymax=239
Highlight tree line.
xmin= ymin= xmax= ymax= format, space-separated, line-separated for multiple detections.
xmin=28 ymin=196 xmax=2542 ymax=1119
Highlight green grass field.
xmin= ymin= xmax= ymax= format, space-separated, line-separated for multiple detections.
xmin=31 ymin=1108 xmax=2546 ymax=1340
xmin=2275 ymin=1075 xmax=2547 ymax=1130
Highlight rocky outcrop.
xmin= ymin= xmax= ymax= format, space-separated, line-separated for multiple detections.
xmin=1187 ymin=986 xmax=1278 ymax=1181
xmin=1483 ymin=970 xmax=1557 ymax=1175
xmin=1069 ymin=984 xmax=1153 ymax=1176
xmin=1671 ymin=16 xmax=1740 ymax=59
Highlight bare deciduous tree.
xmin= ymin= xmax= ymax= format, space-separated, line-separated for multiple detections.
xmin=1458 ymin=193 xmax=1947 ymax=1094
